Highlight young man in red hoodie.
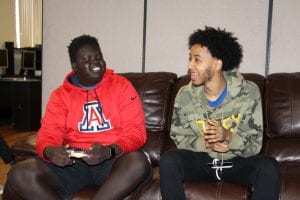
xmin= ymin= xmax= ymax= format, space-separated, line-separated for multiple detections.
xmin=6 ymin=35 xmax=150 ymax=200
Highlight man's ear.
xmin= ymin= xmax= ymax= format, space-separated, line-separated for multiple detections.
xmin=214 ymin=59 xmax=223 ymax=71
xmin=72 ymin=63 xmax=78 ymax=72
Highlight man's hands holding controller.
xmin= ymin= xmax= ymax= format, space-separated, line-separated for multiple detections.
xmin=204 ymin=119 xmax=232 ymax=153
xmin=44 ymin=143 xmax=115 ymax=167
xmin=81 ymin=143 xmax=112 ymax=165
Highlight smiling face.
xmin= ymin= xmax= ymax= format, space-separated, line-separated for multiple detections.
xmin=188 ymin=44 xmax=220 ymax=86
xmin=72 ymin=44 xmax=106 ymax=86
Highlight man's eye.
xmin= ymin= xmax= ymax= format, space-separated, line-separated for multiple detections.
xmin=195 ymin=58 xmax=201 ymax=63
xmin=82 ymin=57 xmax=90 ymax=61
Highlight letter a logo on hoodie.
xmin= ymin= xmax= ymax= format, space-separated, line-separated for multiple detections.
xmin=79 ymin=101 xmax=112 ymax=132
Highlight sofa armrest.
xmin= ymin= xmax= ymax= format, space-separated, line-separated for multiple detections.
xmin=11 ymin=134 xmax=37 ymax=162
xmin=143 ymin=130 xmax=169 ymax=167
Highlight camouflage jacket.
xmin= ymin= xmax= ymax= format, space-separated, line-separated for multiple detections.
xmin=170 ymin=69 xmax=263 ymax=160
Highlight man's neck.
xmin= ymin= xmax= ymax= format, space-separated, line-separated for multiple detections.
xmin=204 ymin=75 xmax=227 ymax=102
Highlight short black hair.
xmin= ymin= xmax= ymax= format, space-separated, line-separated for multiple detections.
xmin=68 ymin=35 xmax=100 ymax=63
xmin=188 ymin=26 xmax=243 ymax=71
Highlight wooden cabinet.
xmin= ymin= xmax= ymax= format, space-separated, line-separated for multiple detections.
xmin=0 ymin=78 xmax=41 ymax=131
xmin=12 ymin=79 xmax=41 ymax=131
xmin=0 ymin=81 xmax=12 ymax=121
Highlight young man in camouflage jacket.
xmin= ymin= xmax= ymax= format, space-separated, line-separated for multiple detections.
xmin=159 ymin=27 xmax=280 ymax=200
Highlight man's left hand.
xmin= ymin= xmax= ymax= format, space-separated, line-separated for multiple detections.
xmin=205 ymin=141 xmax=230 ymax=153
xmin=204 ymin=119 xmax=231 ymax=143
xmin=82 ymin=143 xmax=111 ymax=165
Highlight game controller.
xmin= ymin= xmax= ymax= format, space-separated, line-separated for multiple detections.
xmin=66 ymin=148 xmax=88 ymax=158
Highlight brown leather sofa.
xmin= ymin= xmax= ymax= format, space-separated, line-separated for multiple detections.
xmin=3 ymin=72 xmax=300 ymax=200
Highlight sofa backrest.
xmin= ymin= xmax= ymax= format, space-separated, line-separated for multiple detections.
xmin=11 ymin=71 xmax=300 ymax=169
xmin=242 ymin=73 xmax=265 ymax=95
xmin=121 ymin=72 xmax=178 ymax=166
xmin=263 ymin=73 xmax=300 ymax=166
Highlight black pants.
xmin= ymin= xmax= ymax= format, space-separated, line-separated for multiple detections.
xmin=0 ymin=135 xmax=14 ymax=164
xmin=159 ymin=149 xmax=281 ymax=200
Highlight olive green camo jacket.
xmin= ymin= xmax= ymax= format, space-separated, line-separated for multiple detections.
xmin=170 ymin=69 xmax=263 ymax=160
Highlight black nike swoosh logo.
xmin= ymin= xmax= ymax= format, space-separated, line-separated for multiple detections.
xmin=131 ymin=96 xmax=137 ymax=101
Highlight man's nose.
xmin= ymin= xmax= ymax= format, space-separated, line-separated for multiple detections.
xmin=188 ymin=60 xmax=195 ymax=69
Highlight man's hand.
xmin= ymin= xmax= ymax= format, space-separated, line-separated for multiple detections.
xmin=44 ymin=145 xmax=73 ymax=167
xmin=204 ymin=119 xmax=232 ymax=143
xmin=205 ymin=141 xmax=230 ymax=153
xmin=82 ymin=143 xmax=111 ymax=165
xmin=204 ymin=119 xmax=232 ymax=153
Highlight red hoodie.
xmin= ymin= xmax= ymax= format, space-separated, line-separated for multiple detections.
xmin=36 ymin=69 xmax=146 ymax=159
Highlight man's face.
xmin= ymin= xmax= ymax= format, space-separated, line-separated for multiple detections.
xmin=188 ymin=44 xmax=217 ymax=86
xmin=72 ymin=44 xmax=106 ymax=86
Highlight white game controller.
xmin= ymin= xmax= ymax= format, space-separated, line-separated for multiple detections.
xmin=66 ymin=148 xmax=88 ymax=158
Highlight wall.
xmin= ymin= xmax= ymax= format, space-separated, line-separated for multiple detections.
xmin=43 ymin=0 xmax=144 ymax=111
xmin=146 ymin=0 xmax=268 ymax=75
xmin=269 ymin=0 xmax=300 ymax=74
xmin=43 ymin=0 xmax=300 ymax=113
xmin=0 ymin=0 xmax=15 ymax=48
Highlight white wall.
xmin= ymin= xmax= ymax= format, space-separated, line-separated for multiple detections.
xmin=146 ymin=0 xmax=268 ymax=76
xmin=269 ymin=0 xmax=300 ymax=74
xmin=0 ymin=0 xmax=15 ymax=48
xmin=43 ymin=0 xmax=144 ymax=111
xmin=43 ymin=0 xmax=300 ymax=113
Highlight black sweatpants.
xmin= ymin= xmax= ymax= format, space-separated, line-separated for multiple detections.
xmin=159 ymin=149 xmax=280 ymax=200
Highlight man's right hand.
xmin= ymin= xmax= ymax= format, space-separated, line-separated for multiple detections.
xmin=205 ymin=141 xmax=230 ymax=153
xmin=44 ymin=145 xmax=73 ymax=167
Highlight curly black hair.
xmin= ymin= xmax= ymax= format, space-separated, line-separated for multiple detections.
xmin=188 ymin=26 xmax=243 ymax=71
xmin=68 ymin=35 xmax=100 ymax=63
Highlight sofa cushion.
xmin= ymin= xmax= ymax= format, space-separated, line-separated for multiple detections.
xmin=279 ymin=166 xmax=300 ymax=199
xmin=11 ymin=134 xmax=37 ymax=162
